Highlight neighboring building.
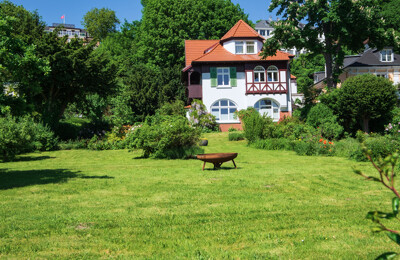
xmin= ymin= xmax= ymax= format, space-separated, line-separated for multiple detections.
xmin=314 ymin=48 xmax=400 ymax=89
xmin=45 ymin=23 xmax=92 ymax=42
xmin=255 ymin=19 xmax=324 ymax=57
xmin=183 ymin=20 xmax=298 ymax=131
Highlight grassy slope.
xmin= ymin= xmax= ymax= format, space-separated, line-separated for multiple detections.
xmin=0 ymin=132 xmax=395 ymax=259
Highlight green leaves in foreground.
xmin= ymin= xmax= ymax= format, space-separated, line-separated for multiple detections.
xmin=376 ymin=252 xmax=397 ymax=260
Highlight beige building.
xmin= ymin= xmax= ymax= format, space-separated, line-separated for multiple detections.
xmin=45 ymin=23 xmax=92 ymax=42
xmin=314 ymin=48 xmax=400 ymax=88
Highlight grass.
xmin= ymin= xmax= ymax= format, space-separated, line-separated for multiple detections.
xmin=0 ymin=132 xmax=396 ymax=258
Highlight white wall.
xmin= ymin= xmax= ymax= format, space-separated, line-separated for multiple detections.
xmin=202 ymin=72 xmax=290 ymax=123
xmin=223 ymin=40 xmax=264 ymax=54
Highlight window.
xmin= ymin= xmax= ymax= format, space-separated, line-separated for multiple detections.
xmin=235 ymin=41 xmax=256 ymax=54
xmin=217 ymin=68 xmax=230 ymax=86
xmin=267 ymin=30 xmax=270 ymax=36
xmin=211 ymin=100 xmax=237 ymax=121
xmin=246 ymin=41 xmax=255 ymax=54
xmin=267 ymin=66 xmax=279 ymax=82
xmin=235 ymin=41 xmax=244 ymax=54
xmin=381 ymin=49 xmax=393 ymax=62
xmin=259 ymin=30 xmax=265 ymax=36
xmin=254 ymin=66 xmax=265 ymax=82
xmin=254 ymin=99 xmax=279 ymax=121
xmin=376 ymin=73 xmax=388 ymax=78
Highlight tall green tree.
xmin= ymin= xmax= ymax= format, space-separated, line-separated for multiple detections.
xmin=321 ymin=74 xmax=397 ymax=133
xmin=290 ymin=53 xmax=325 ymax=93
xmin=262 ymin=0 xmax=397 ymax=88
xmin=0 ymin=0 xmax=46 ymax=45
xmin=381 ymin=0 xmax=400 ymax=32
xmin=30 ymin=31 xmax=117 ymax=126
xmin=0 ymin=16 xmax=49 ymax=116
xmin=137 ymin=0 xmax=251 ymax=68
xmin=82 ymin=7 xmax=120 ymax=40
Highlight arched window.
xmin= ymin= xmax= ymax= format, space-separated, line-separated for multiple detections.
xmin=267 ymin=66 xmax=279 ymax=82
xmin=254 ymin=66 xmax=265 ymax=82
xmin=254 ymin=99 xmax=280 ymax=121
xmin=211 ymin=99 xmax=237 ymax=121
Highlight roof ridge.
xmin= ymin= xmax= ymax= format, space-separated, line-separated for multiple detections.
xmin=193 ymin=42 xmax=221 ymax=62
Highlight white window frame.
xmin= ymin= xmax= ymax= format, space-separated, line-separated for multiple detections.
xmin=217 ymin=67 xmax=230 ymax=87
xmin=211 ymin=99 xmax=238 ymax=122
xmin=267 ymin=66 xmax=279 ymax=82
xmin=254 ymin=66 xmax=266 ymax=82
xmin=259 ymin=30 xmax=265 ymax=36
xmin=235 ymin=41 xmax=256 ymax=54
xmin=381 ymin=49 xmax=393 ymax=62
xmin=235 ymin=41 xmax=244 ymax=54
xmin=254 ymin=99 xmax=280 ymax=121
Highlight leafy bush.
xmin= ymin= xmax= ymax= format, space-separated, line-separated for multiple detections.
xmin=292 ymin=137 xmax=335 ymax=156
xmin=240 ymin=108 xmax=270 ymax=143
xmin=127 ymin=114 xmax=203 ymax=159
xmin=58 ymin=139 xmax=87 ymax=150
xmin=251 ymin=138 xmax=293 ymax=150
xmin=0 ymin=115 xmax=58 ymax=161
xmin=188 ymin=99 xmax=218 ymax=132
xmin=306 ymin=103 xmax=343 ymax=139
xmin=228 ymin=132 xmax=245 ymax=141
xmin=335 ymin=138 xmax=363 ymax=160
xmin=273 ymin=116 xmax=317 ymax=140
xmin=156 ymin=99 xmax=186 ymax=117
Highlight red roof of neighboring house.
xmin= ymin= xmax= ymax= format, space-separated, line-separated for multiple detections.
xmin=291 ymin=74 xmax=297 ymax=79
xmin=221 ymin=19 xmax=263 ymax=41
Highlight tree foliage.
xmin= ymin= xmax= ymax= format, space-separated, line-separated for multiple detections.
xmin=321 ymin=74 xmax=397 ymax=133
xmin=290 ymin=53 xmax=325 ymax=93
xmin=82 ymin=7 xmax=120 ymax=40
xmin=136 ymin=0 xmax=251 ymax=68
xmin=262 ymin=0 xmax=397 ymax=88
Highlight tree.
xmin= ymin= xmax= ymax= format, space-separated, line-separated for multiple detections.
xmin=0 ymin=16 xmax=49 ymax=116
xmin=322 ymin=74 xmax=397 ymax=133
xmin=82 ymin=8 xmax=120 ymax=40
xmin=290 ymin=53 xmax=325 ymax=93
xmin=136 ymin=0 xmax=251 ymax=68
xmin=29 ymin=31 xmax=117 ymax=126
xmin=381 ymin=0 xmax=400 ymax=33
xmin=262 ymin=0 xmax=397 ymax=88
xmin=0 ymin=0 xmax=46 ymax=45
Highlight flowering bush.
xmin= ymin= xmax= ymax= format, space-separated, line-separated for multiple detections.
xmin=385 ymin=122 xmax=400 ymax=138
xmin=188 ymin=99 xmax=218 ymax=132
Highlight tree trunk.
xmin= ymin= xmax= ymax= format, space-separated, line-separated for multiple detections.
xmin=323 ymin=52 xmax=335 ymax=89
xmin=362 ymin=116 xmax=370 ymax=133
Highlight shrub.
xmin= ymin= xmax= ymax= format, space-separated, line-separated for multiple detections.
xmin=240 ymin=108 xmax=270 ymax=143
xmin=293 ymin=139 xmax=318 ymax=156
xmin=252 ymin=138 xmax=293 ymax=150
xmin=0 ymin=115 xmax=58 ymax=161
xmin=306 ymin=103 xmax=343 ymax=139
xmin=274 ymin=116 xmax=317 ymax=140
xmin=188 ymin=99 xmax=218 ymax=132
xmin=156 ymin=99 xmax=186 ymax=117
xmin=335 ymin=138 xmax=363 ymax=160
xmin=127 ymin=114 xmax=203 ymax=159
xmin=58 ymin=139 xmax=87 ymax=150
xmin=228 ymin=132 xmax=245 ymax=141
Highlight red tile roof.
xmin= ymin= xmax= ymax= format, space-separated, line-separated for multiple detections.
xmin=185 ymin=40 xmax=219 ymax=67
xmin=291 ymin=74 xmax=297 ymax=79
xmin=221 ymin=19 xmax=263 ymax=41
xmin=184 ymin=20 xmax=293 ymax=67
xmin=193 ymin=44 xmax=292 ymax=63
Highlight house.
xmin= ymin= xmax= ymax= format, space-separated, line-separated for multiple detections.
xmin=255 ymin=19 xmax=325 ymax=58
xmin=183 ymin=20 xmax=298 ymax=131
xmin=314 ymin=48 xmax=400 ymax=89
xmin=45 ymin=23 xmax=92 ymax=42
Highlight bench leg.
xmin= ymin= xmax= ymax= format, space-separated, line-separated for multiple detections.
xmin=232 ymin=159 xmax=237 ymax=169
xmin=202 ymin=161 xmax=206 ymax=171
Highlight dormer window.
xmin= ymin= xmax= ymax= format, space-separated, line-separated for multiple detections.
xmin=381 ymin=49 xmax=393 ymax=62
xmin=235 ymin=41 xmax=244 ymax=54
xmin=235 ymin=41 xmax=256 ymax=54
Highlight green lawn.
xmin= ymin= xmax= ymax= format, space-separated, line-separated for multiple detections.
xmin=0 ymin=132 xmax=395 ymax=259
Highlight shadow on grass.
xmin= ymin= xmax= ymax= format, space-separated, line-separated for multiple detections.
xmin=0 ymin=168 xmax=114 ymax=190
xmin=12 ymin=155 xmax=55 ymax=162
xmin=202 ymin=166 xmax=241 ymax=171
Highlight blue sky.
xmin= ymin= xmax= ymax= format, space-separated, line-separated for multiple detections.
xmin=9 ymin=0 xmax=278 ymax=29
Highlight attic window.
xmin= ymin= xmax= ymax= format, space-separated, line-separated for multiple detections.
xmin=381 ymin=49 xmax=393 ymax=62
xmin=235 ymin=41 xmax=256 ymax=54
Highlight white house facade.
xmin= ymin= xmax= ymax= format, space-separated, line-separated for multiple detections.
xmin=183 ymin=20 xmax=297 ymax=131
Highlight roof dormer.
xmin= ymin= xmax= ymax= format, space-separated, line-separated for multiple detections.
xmin=380 ymin=48 xmax=393 ymax=62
